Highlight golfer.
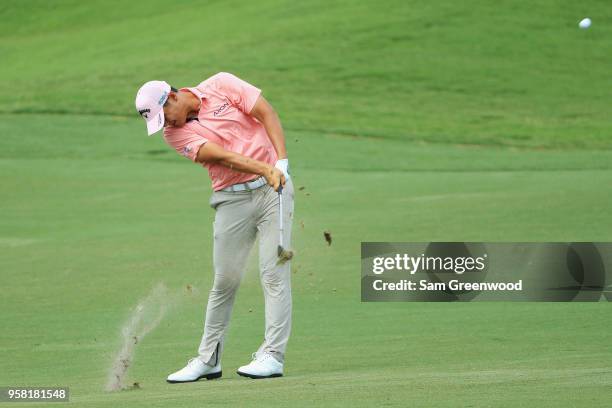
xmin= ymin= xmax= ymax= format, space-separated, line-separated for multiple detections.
xmin=135 ymin=72 xmax=294 ymax=381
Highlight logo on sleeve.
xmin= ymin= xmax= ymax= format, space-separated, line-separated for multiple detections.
xmin=182 ymin=146 xmax=193 ymax=157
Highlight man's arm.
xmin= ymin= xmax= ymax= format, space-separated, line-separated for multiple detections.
xmin=213 ymin=73 xmax=289 ymax=179
xmin=250 ymin=95 xmax=287 ymax=160
xmin=195 ymin=141 xmax=285 ymax=190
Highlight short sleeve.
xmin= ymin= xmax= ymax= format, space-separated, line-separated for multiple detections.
xmin=163 ymin=127 xmax=208 ymax=163
xmin=214 ymin=72 xmax=262 ymax=114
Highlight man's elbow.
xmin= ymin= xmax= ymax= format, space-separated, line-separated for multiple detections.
xmin=263 ymin=103 xmax=278 ymax=119
xmin=251 ymin=96 xmax=278 ymax=122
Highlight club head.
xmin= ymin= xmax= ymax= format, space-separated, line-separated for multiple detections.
xmin=277 ymin=245 xmax=294 ymax=265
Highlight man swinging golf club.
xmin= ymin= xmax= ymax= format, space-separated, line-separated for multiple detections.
xmin=135 ymin=72 xmax=294 ymax=381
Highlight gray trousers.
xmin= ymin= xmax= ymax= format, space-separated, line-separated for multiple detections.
xmin=197 ymin=178 xmax=294 ymax=365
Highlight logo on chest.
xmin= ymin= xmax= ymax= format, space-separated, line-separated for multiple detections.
xmin=213 ymin=102 xmax=230 ymax=117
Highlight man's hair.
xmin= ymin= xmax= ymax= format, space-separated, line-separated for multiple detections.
xmin=164 ymin=86 xmax=179 ymax=106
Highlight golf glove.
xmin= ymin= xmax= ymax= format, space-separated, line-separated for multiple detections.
xmin=275 ymin=158 xmax=290 ymax=181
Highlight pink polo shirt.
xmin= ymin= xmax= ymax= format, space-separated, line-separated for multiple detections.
xmin=162 ymin=72 xmax=278 ymax=191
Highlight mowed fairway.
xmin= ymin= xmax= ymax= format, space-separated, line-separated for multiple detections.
xmin=1 ymin=1 xmax=612 ymax=407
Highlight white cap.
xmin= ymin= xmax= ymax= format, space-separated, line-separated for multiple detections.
xmin=135 ymin=80 xmax=171 ymax=136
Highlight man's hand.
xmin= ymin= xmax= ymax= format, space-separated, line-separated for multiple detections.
xmin=274 ymin=159 xmax=290 ymax=181
xmin=263 ymin=165 xmax=286 ymax=191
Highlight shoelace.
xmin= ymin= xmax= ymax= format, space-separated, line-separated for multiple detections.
xmin=187 ymin=358 xmax=201 ymax=367
xmin=252 ymin=352 xmax=271 ymax=362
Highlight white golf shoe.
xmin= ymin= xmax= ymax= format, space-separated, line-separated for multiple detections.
xmin=166 ymin=357 xmax=222 ymax=383
xmin=237 ymin=352 xmax=283 ymax=379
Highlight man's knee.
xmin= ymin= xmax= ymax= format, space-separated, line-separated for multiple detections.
xmin=211 ymin=272 xmax=242 ymax=294
xmin=261 ymin=269 xmax=290 ymax=296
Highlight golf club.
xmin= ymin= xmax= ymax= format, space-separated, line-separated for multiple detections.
xmin=277 ymin=184 xmax=294 ymax=265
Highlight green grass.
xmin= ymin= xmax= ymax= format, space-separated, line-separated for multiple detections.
xmin=1 ymin=0 xmax=612 ymax=148
xmin=1 ymin=1 xmax=612 ymax=407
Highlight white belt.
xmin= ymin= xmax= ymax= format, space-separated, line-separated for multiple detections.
xmin=221 ymin=176 xmax=266 ymax=192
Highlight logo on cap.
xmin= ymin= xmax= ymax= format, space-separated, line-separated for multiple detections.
xmin=158 ymin=91 xmax=168 ymax=106
xmin=138 ymin=108 xmax=151 ymax=119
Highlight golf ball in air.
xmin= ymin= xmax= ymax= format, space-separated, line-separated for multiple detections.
xmin=579 ymin=18 xmax=591 ymax=29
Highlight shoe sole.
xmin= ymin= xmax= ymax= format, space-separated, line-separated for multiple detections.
xmin=236 ymin=370 xmax=283 ymax=379
xmin=166 ymin=371 xmax=222 ymax=383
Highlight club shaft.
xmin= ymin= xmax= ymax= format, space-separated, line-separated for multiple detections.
xmin=279 ymin=191 xmax=284 ymax=247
